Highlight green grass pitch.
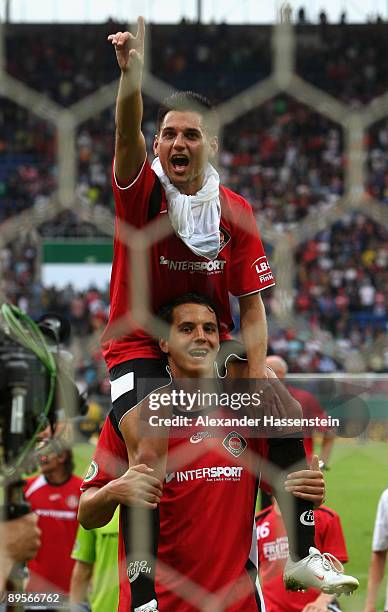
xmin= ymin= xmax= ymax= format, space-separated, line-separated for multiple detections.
xmin=323 ymin=439 xmax=387 ymax=611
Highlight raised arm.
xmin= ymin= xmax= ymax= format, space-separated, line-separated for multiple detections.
xmin=238 ymin=292 xmax=267 ymax=378
xmin=108 ymin=16 xmax=147 ymax=185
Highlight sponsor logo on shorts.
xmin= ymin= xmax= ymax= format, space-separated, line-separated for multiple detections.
xmin=300 ymin=510 xmax=315 ymax=526
xmin=127 ymin=560 xmax=152 ymax=583
xmin=190 ymin=431 xmax=211 ymax=444
xmin=222 ymin=431 xmax=247 ymax=457
xmin=84 ymin=460 xmax=98 ymax=483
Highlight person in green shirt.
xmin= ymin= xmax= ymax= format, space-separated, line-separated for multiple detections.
xmin=70 ymin=508 xmax=119 ymax=611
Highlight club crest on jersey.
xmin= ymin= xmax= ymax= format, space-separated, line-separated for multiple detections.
xmin=222 ymin=432 xmax=247 ymax=457
xmin=300 ymin=510 xmax=315 ymax=526
xmin=84 ymin=460 xmax=98 ymax=483
xmin=190 ymin=431 xmax=211 ymax=444
xmin=66 ymin=495 xmax=79 ymax=509
xmin=219 ymin=226 xmax=231 ymax=251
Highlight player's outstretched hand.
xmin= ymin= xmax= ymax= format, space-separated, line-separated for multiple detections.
xmin=107 ymin=16 xmax=145 ymax=75
xmin=284 ymin=455 xmax=325 ymax=507
xmin=108 ymin=463 xmax=163 ymax=509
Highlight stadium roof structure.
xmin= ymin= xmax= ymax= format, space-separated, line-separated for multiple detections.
xmin=1 ymin=0 xmax=388 ymax=25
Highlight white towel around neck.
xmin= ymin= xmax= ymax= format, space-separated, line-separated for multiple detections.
xmin=151 ymin=157 xmax=221 ymax=260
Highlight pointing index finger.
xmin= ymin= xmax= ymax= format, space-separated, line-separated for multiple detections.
xmin=136 ymin=16 xmax=145 ymax=47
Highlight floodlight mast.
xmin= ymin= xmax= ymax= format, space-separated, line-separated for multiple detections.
xmin=197 ymin=0 xmax=202 ymax=23
xmin=5 ymin=0 xmax=10 ymax=23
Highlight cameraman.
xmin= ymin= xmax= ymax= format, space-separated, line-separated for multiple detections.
xmin=0 ymin=513 xmax=41 ymax=590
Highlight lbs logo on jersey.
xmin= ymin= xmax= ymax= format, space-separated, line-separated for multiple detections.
xmin=222 ymin=432 xmax=247 ymax=457
xmin=251 ymin=256 xmax=274 ymax=285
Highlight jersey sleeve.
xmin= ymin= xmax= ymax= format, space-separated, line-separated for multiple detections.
xmin=372 ymin=489 xmax=388 ymax=551
xmin=229 ymin=200 xmax=275 ymax=296
xmin=304 ymin=392 xmax=330 ymax=433
xmin=317 ymin=508 xmax=348 ymax=563
xmin=112 ymin=157 xmax=158 ymax=227
xmin=81 ymin=416 xmax=128 ymax=491
xmin=71 ymin=524 xmax=96 ymax=564
xmin=304 ymin=392 xmax=326 ymax=420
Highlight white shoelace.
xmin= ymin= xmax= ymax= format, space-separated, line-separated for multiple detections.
xmin=309 ymin=550 xmax=344 ymax=574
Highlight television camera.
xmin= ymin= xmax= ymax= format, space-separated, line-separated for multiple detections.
xmin=0 ymin=303 xmax=86 ymax=522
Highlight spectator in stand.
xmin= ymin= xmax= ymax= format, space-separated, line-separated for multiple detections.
xmin=23 ymin=442 xmax=83 ymax=599
xmin=295 ymin=214 xmax=387 ymax=365
xmin=221 ymin=96 xmax=344 ymax=228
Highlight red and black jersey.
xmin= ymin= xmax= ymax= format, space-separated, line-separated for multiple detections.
xmin=255 ymin=504 xmax=348 ymax=612
xmin=24 ymin=474 xmax=82 ymax=594
xmin=102 ymin=160 xmax=275 ymax=369
xmin=287 ymin=385 xmax=328 ymax=462
xmin=82 ymin=411 xmax=269 ymax=611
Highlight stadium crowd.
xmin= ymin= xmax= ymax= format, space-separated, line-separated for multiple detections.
xmin=0 ymin=22 xmax=387 ymax=390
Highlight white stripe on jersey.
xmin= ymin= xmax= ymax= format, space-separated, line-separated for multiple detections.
xmin=110 ymin=371 xmax=135 ymax=402
xmin=24 ymin=474 xmax=47 ymax=498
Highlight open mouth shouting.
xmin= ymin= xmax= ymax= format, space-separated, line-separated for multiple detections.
xmin=170 ymin=154 xmax=190 ymax=174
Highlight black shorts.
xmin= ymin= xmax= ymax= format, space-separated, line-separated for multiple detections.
xmin=109 ymin=357 xmax=171 ymax=426
xmin=109 ymin=340 xmax=247 ymax=425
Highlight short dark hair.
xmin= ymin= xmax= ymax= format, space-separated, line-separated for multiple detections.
xmin=157 ymin=292 xmax=220 ymax=336
xmin=156 ymin=91 xmax=219 ymax=136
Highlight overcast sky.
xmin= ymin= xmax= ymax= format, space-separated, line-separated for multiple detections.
xmin=2 ymin=0 xmax=388 ymax=24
